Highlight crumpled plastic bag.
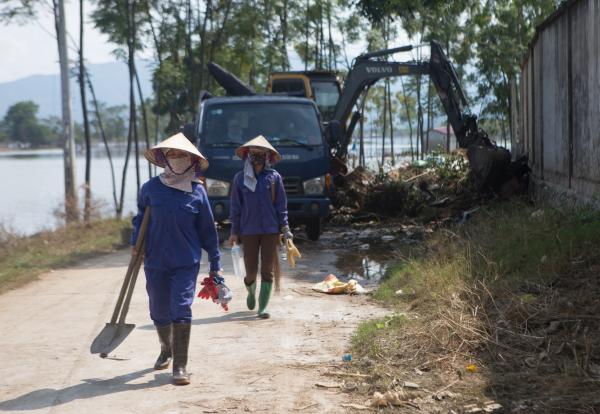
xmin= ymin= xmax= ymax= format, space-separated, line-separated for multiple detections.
xmin=214 ymin=283 xmax=233 ymax=311
xmin=286 ymin=239 xmax=302 ymax=268
xmin=312 ymin=274 xmax=365 ymax=295
xmin=197 ymin=275 xmax=232 ymax=311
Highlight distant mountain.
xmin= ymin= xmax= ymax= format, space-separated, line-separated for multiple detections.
xmin=0 ymin=61 xmax=154 ymax=120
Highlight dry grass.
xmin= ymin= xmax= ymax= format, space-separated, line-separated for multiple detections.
xmin=348 ymin=199 xmax=600 ymax=412
xmin=0 ymin=218 xmax=130 ymax=293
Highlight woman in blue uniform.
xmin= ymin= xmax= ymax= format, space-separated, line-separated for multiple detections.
xmin=131 ymin=132 xmax=221 ymax=385
xmin=228 ymin=135 xmax=292 ymax=319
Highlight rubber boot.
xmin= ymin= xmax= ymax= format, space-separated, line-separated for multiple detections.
xmin=172 ymin=322 xmax=191 ymax=385
xmin=246 ymin=281 xmax=257 ymax=310
xmin=154 ymin=324 xmax=172 ymax=370
xmin=257 ymin=281 xmax=273 ymax=319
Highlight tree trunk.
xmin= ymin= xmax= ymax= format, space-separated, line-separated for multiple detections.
xmin=445 ymin=40 xmax=450 ymax=152
xmin=304 ymin=0 xmax=309 ymax=69
xmin=79 ymin=0 xmax=92 ymax=224
xmin=381 ymin=87 xmax=387 ymax=167
xmin=135 ymin=63 xmax=152 ymax=179
xmin=327 ymin=1 xmax=335 ymax=70
xmin=198 ymin=0 xmax=211 ymax=90
xmin=359 ymin=106 xmax=364 ymax=167
xmin=86 ymin=72 xmax=118 ymax=215
xmin=53 ymin=0 xmax=78 ymax=223
xmin=416 ymin=75 xmax=423 ymax=159
xmin=128 ymin=0 xmax=140 ymax=193
xmin=387 ymin=80 xmax=394 ymax=165
xmin=400 ymin=76 xmax=414 ymax=162
xmin=279 ymin=0 xmax=289 ymax=70
xmin=145 ymin=5 xmax=163 ymax=153
xmin=426 ymin=79 xmax=432 ymax=154
xmin=117 ymin=0 xmax=138 ymax=218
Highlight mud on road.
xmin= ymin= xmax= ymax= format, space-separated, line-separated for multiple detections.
xmin=0 ymin=231 xmax=387 ymax=413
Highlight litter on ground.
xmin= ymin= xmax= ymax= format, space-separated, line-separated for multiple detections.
xmin=312 ymin=274 xmax=366 ymax=295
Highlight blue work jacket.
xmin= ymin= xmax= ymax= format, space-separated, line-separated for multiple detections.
xmin=131 ymin=177 xmax=221 ymax=272
xmin=229 ymin=169 xmax=288 ymax=236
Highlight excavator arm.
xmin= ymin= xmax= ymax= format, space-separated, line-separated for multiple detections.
xmin=331 ymin=41 xmax=514 ymax=191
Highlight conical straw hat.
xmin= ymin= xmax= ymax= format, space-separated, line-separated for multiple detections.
xmin=145 ymin=132 xmax=209 ymax=171
xmin=235 ymin=135 xmax=281 ymax=163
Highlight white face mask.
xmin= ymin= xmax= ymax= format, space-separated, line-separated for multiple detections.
xmin=166 ymin=156 xmax=193 ymax=175
xmin=159 ymin=154 xmax=196 ymax=192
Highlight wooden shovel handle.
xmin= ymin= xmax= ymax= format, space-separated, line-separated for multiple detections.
xmin=109 ymin=207 xmax=151 ymax=324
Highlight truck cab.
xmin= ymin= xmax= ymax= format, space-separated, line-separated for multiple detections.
xmin=194 ymin=95 xmax=332 ymax=240
xmin=268 ymin=71 xmax=341 ymax=121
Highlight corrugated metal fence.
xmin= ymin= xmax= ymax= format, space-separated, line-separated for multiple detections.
xmin=519 ymin=0 xmax=600 ymax=203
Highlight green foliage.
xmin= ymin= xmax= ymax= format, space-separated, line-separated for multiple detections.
xmin=89 ymin=103 xmax=129 ymax=142
xmin=1 ymin=101 xmax=61 ymax=147
xmin=357 ymin=0 xmax=560 ymax=143
xmin=472 ymin=0 xmax=559 ymax=124
xmin=0 ymin=0 xmax=37 ymax=23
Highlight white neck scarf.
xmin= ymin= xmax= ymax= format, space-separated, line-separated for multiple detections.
xmin=243 ymin=158 xmax=257 ymax=192
xmin=159 ymin=158 xmax=195 ymax=193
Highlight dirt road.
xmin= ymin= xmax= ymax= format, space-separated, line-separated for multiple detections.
xmin=0 ymin=237 xmax=386 ymax=413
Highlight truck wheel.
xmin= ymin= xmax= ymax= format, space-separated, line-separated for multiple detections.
xmin=306 ymin=219 xmax=321 ymax=241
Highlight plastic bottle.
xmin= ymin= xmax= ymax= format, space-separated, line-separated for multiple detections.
xmin=231 ymin=244 xmax=246 ymax=278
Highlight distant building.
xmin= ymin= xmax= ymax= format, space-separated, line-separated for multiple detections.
xmin=426 ymin=125 xmax=456 ymax=153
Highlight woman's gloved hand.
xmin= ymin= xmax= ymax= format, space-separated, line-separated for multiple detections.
xmin=281 ymin=225 xmax=293 ymax=241
xmin=197 ymin=276 xmax=218 ymax=300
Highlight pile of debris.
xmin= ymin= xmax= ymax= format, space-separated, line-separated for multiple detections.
xmin=331 ymin=152 xmax=482 ymax=225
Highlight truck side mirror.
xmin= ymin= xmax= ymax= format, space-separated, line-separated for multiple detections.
xmin=327 ymin=120 xmax=343 ymax=146
xmin=180 ymin=123 xmax=196 ymax=143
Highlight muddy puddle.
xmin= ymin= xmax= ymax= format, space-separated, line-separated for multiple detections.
xmin=289 ymin=223 xmax=428 ymax=288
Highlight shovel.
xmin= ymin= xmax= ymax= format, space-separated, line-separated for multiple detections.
xmin=90 ymin=207 xmax=151 ymax=357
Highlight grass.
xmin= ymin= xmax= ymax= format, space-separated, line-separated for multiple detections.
xmin=349 ymin=198 xmax=600 ymax=412
xmin=0 ymin=219 xmax=130 ymax=293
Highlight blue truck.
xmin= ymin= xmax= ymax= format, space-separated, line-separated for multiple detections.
xmin=192 ymin=95 xmax=334 ymax=241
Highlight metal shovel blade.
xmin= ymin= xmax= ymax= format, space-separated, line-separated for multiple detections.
xmin=90 ymin=322 xmax=136 ymax=355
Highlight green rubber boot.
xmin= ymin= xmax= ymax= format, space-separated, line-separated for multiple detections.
xmin=258 ymin=281 xmax=273 ymax=319
xmin=246 ymin=282 xmax=257 ymax=310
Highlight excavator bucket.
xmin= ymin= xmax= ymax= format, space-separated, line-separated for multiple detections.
xmin=467 ymin=144 xmax=512 ymax=192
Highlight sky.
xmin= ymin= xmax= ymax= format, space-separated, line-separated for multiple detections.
xmin=0 ymin=1 xmax=125 ymax=83
xmin=0 ymin=2 xmax=413 ymax=85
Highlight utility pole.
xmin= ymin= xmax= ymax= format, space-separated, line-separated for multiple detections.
xmin=54 ymin=0 xmax=78 ymax=222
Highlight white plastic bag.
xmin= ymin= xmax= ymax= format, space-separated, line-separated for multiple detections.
xmin=231 ymin=244 xmax=246 ymax=278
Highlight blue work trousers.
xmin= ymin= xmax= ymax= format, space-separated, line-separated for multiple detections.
xmin=144 ymin=264 xmax=200 ymax=326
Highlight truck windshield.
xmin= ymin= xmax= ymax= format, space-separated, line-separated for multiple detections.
xmin=202 ymin=102 xmax=323 ymax=146
xmin=311 ymin=80 xmax=339 ymax=120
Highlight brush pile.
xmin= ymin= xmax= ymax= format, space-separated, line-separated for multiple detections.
xmin=331 ymin=152 xmax=483 ymax=225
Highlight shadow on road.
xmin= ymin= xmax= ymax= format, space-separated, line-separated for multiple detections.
xmin=0 ymin=368 xmax=170 ymax=411
xmin=136 ymin=311 xmax=259 ymax=330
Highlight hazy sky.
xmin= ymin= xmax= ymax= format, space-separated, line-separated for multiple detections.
xmin=0 ymin=2 xmax=411 ymax=84
xmin=0 ymin=2 xmax=124 ymax=83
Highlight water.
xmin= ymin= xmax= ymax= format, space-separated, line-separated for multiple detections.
xmin=0 ymin=134 xmax=470 ymax=236
xmin=0 ymin=148 xmax=147 ymax=235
